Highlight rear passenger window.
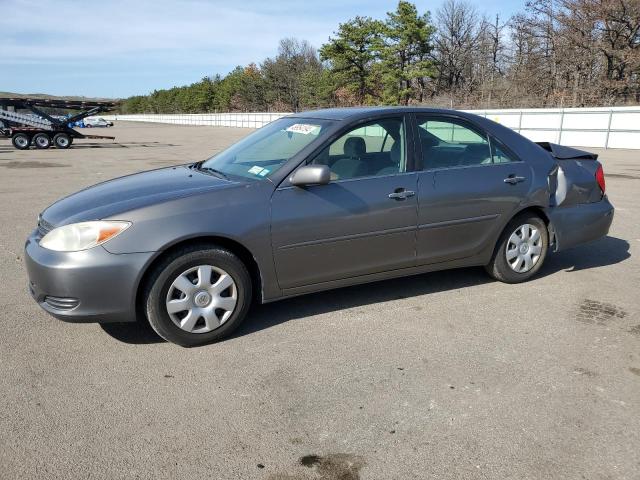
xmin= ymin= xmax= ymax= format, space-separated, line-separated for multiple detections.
xmin=423 ymin=120 xmax=487 ymax=144
xmin=417 ymin=117 xmax=492 ymax=169
xmin=313 ymin=118 xmax=406 ymax=180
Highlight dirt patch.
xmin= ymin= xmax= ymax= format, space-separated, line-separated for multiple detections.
xmin=629 ymin=367 xmax=640 ymax=376
xmin=2 ymin=161 xmax=67 ymax=169
xmin=576 ymin=299 xmax=627 ymax=325
xmin=299 ymin=454 xmax=364 ymax=480
xmin=268 ymin=453 xmax=365 ymax=480
xmin=573 ymin=367 xmax=598 ymax=377
xmin=299 ymin=455 xmax=322 ymax=468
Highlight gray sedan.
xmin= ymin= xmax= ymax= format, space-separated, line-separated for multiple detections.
xmin=25 ymin=108 xmax=614 ymax=346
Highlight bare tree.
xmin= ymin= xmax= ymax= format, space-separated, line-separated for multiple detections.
xmin=434 ymin=0 xmax=485 ymax=104
xmin=477 ymin=14 xmax=508 ymax=106
xmin=509 ymin=0 xmax=640 ymax=107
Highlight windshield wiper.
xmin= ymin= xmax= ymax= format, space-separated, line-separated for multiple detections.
xmin=193 ymin=163 xmax=229 ymax=180
xmin=203 ymin=167 xmax=229 ymax=179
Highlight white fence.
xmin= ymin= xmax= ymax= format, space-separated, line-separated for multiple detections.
xmin=105 ymin=106 xmax=640 ymax=149
xmin=468 ymin=107 xmax=640 ymax=149
xmin=104 ymin=113 xmax=287 ymax=129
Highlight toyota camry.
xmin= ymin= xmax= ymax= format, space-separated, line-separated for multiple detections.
xmin=25 ymin=108 xmax=614 ymax=346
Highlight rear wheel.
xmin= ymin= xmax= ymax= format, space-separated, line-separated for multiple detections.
xmin=485 ymin=213 xmax=548 ymax=283
xmin=12 ymin=133 xmax=30 ymax=150
xmin=144 ymin=244 xmax=252 ymax=347
xmin=33 ymin=133 xmax=51 ymax=149
xmin=53 ymin=133 xmax=71 ymax=149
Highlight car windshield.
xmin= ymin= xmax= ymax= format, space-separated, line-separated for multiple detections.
xmin=199 ymin=117 xmax=333 ymax=180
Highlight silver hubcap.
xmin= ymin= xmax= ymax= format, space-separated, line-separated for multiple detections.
xmin=165 ymin=265 xmax=237 ymax=334
xmin=57 ymin=137 xmax=69 ymax=147
xmin=35 ymin=136 xmax=49 ymax=147
xmin=15 ymin=136 xmax=28 ymax=147
xmin=506 ymin=223 xmax=543 ymax=273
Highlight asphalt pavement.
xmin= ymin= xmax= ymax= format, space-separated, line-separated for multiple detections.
xmin=1 ymin=122 xmax=638 ymax=479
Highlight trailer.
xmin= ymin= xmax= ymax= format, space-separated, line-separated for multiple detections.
xmin=0 ymin=97 xmax=119 ymax=150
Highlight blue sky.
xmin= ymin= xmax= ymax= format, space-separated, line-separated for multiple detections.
xmin=1 ymin=0 xmax=524 ymax=98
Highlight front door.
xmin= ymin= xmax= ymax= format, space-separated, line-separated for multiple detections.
xmin=271 ymin=116 xmax=418 ymax=290
xmin=414 ymin=115 xmax=534 ymax=265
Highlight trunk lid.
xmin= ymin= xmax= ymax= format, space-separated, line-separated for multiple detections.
xmin=536 ymin=142 xmax=598 ymax=161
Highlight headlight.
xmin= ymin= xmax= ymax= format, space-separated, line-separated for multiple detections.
xmin=40 ymin=221 xmax=131 ymax=252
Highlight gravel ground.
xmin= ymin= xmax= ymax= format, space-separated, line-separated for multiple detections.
xmin=0 ymin=122 xmax=638 ymax=479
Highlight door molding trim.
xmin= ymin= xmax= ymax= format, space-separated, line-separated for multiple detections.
xmin=278 ymin=225 xmax=416 ymax=250
xmin=418 ymin=213 xmax=500 ymax=230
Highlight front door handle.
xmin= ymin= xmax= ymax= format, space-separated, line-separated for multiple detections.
xmin=504 ymin=175 xmax=526 ymax=185
xmin=388 ymin=189 xmax=415 ymax=200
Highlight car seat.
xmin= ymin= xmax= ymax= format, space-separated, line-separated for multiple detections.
xmin=459 ymin=143 xmax=492 ymax=166
xmin=376 ymin=141 xmax=402 ymax=175
xmin=331 ymin=137 xmax=366 ymax=179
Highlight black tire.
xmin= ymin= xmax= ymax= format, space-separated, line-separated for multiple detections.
xmin=33 ymin=133 xmax=51 ymax=149
xmin=12 ymin=133 xmax=30 ymax=150
xmin=144 ymin=244 xmax=252 ymax=347
xmin=485 ymin=213 xmax=548 ymax=283
xmin=53 ymin=133 xmax=71 ymax=149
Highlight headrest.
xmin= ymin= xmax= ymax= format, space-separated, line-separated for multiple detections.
xmin=344 ymin=137 xmax=366 ymax=157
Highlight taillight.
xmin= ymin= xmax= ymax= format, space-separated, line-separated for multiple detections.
xmin=595 ymin=164 xmax=606 ymax=195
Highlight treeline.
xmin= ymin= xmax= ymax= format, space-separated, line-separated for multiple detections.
xmin=120 ymin=0 xmax=640 ymax=113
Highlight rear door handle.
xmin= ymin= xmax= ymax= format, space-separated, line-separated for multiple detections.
xmin=388 ymin=189 xmax=415 ymax=200
xmin=504 ymin=175 xmax=526 ymax=185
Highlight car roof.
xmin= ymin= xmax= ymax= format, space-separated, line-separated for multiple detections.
xmin=289 ymin=106 xmax=477 ymax=122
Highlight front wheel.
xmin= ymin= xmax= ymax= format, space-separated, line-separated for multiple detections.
xmin=144 ymin=245 xmax=252 ymax=347
xmin=485 ymin=213 xmax=548 ymax=283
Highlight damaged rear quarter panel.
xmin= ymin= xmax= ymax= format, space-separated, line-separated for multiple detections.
xmin=554 ymin=159 xmax=604 ymax=206
xmin=537 ymin=143 xmax=614 ymax=251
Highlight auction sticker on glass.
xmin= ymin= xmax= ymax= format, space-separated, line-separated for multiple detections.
xmin=285 ymin=123 xmax=320 ymax=135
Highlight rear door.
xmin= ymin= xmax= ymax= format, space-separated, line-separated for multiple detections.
xmin=414 ymin=114 xmax=533 ymax=265
xmin=271 ymin=115 xmax=418 ymax=290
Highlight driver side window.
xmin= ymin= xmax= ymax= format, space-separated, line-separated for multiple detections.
xmin=312 ymin=118 xmax=406 ymax=180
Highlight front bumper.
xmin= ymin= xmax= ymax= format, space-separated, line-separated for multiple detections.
xmin=549 ymin=196 xmax=615 ymax=252
xmin=25 ymin=230 xmax=155 ymax=323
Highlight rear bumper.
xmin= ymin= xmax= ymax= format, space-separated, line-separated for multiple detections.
xmin=25 ymin=231 xmax=154 ymax=323
xmin=549 ymin=196 xmax=614 ymax=252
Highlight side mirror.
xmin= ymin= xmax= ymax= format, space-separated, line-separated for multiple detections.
xmin=290 ymin=165 xmax=330 ymax=187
